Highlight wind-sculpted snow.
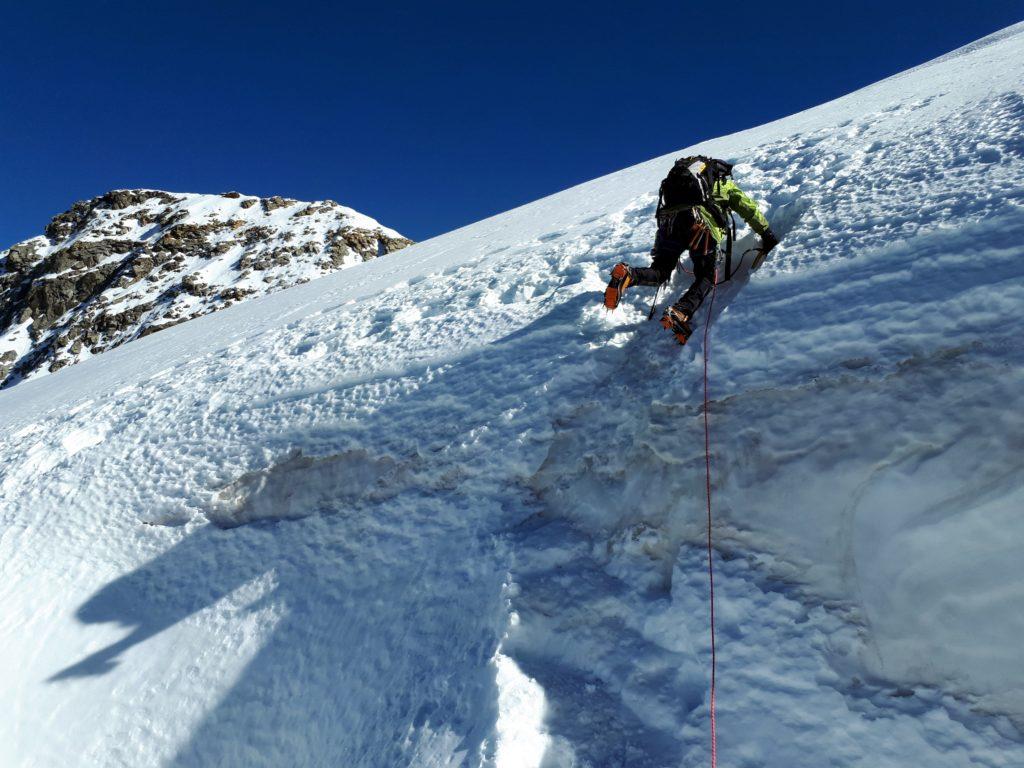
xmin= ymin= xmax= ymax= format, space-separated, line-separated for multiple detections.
xmin=1 ymin=22 xmax=1023 ymax=768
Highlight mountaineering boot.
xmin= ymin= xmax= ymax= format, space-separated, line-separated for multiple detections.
xmin=604 ymin=264 xmax=663 ymax=309
xmin=604 ymin=263 xmax=634 ymax=309
xmin=660 ymin=304 xmax=693 ymax=345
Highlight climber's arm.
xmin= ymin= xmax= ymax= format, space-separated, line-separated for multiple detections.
xmin=721 ymin=180 xmax=771 ymax=237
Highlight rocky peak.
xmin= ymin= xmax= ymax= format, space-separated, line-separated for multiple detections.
xmin=0 ymin=189 xmax=413 ymax=387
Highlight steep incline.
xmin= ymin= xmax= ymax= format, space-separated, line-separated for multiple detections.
xmin=0 ymin=23 xmax=1022 ymax=768
xmin=0 ymin=190 xmax=411 ymax=387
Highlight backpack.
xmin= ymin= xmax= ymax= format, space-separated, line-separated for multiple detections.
xmin=657 ymin=156 xmax=740 ymax=279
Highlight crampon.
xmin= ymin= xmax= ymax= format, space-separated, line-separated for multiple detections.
xmin=604 ymin=263 xmax=633 ymax=310
xmin=660 ymin=305 xmax=693 ymax=345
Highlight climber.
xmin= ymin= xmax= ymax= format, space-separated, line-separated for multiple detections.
xmin=604 ymin=156 xmax=779 ymax=344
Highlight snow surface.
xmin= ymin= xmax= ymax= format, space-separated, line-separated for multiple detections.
xmin=2 ymin=22 xmax=1023 ymax=768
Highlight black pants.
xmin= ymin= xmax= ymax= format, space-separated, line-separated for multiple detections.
xmin=635 ymin=210 xmax=718 ymax=317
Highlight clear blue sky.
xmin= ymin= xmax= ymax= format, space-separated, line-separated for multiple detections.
xmin=2 ymin=1 xmax=1021 ymax=247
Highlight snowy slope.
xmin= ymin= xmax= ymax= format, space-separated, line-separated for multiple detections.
xmin=1 ymin=23 xmax=1023 ymax=768
xmin=0 ymin=190 xmax=412 ymax=387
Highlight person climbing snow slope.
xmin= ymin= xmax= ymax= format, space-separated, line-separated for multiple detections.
xmin=604 ymin=156 xmax=779 ymax=344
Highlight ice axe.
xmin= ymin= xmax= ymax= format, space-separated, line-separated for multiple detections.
xmin=746 ymin=246 xmax=769 ymax=271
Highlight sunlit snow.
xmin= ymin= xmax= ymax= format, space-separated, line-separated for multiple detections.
xmin=1 ymin=21 xmax=1023 ymax=768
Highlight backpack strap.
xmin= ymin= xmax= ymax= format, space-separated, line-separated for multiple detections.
xmin=703 ymin=158 xmax=740 ymax=279
xmin=723 ymin=212 xmax=737 ymax=280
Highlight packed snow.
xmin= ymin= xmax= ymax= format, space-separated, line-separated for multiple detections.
xmin=1 ymin=21 xmax=1023 ymax=768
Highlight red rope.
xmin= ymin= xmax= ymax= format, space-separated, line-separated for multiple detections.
xmin=702 ymin=269 xmax=719 ymax=768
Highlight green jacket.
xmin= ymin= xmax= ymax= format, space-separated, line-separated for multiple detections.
xmin=664 ymin=179 xmax=771 ymax=244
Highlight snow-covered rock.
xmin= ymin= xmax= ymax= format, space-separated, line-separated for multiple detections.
xmin=1 ymin=22 xmax=1023 ymax=768
xmin=0 ymin=190 xmax=412 ymax=386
